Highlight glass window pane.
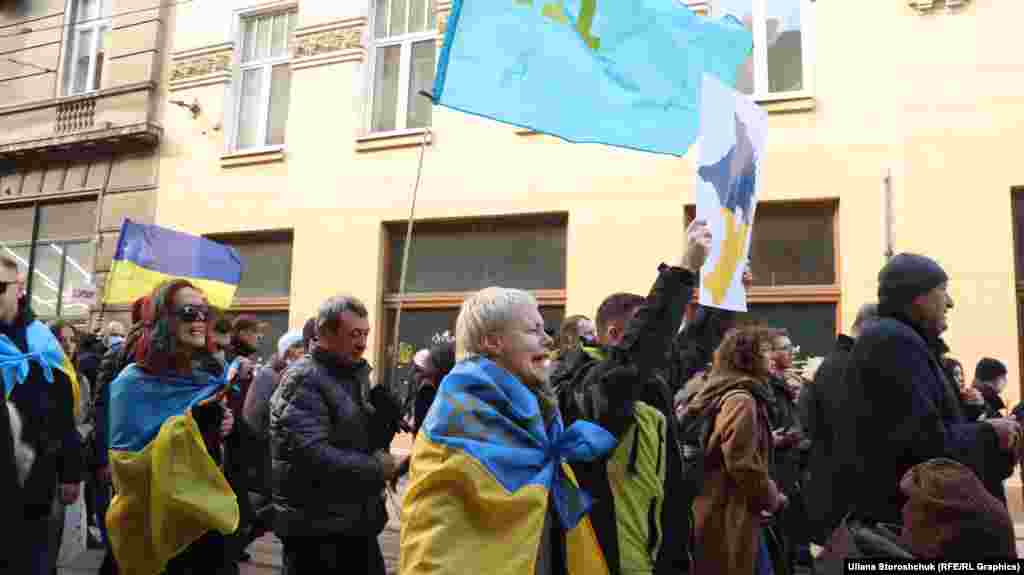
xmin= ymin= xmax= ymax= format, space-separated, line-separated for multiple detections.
xmin=390 ymin=0 xmax=408 ymax=37
xmin=72 ymin=28 xmax=94 ymax=94
xmin=371 ymin=45 xmax=401 ymax=133
xmin=718 ymin=0 xmax=754 ymax=95
xmin=267 ymin=65 xmax=291 ymax=146
xmin=59 ymin=242 xmax=95 ymax=319
xmin=746 ymin=303 xmax=836 ymax=360
xmin=38 ymin=201 xmax=97 ymax=241
xmin=375 ymin=0 xmax=389 ymax=38
xmin=256 ymin=16 xmax=271 ymax=60
xmin=237 ymin=68 xmax=264 ymax=149
xmin=410 ymin=0 xmax=426 ymax=33
xmin=94 ymin=25 xmax=109 ymax=91
xmin=270 ymin=13 xmax=286 ymax=58
xmin=766 ymin=0 xmax=803 ymax=93
xmin=747 ymin=203 xmax=835 ymax=286
xmin=77 ymin=0 xmax=98 ymax=22
xmin=31 ymin=243 xmax=62 ymax=319
xmin=243 ymin=19 xmax=258 ymax=62
xmin=223 ymin=239 xmax=293 ymax=298
xmin=407 ymin=40 xmax=435 ymax=129
xmin=388 ymin=216 xmax=567 ymax=293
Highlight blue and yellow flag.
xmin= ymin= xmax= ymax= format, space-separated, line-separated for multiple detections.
xmin=400 ymin=357 xmax=617 ymax=575
xmin=105 ymin=220 xmax=243 ymax=309
xmin=433 ymin=0 xmax=753 ymax=156
xmin=106 ymin=365 xmax=239 ymax=575
xmin=0 ymin=320 xmax=81 ymax=418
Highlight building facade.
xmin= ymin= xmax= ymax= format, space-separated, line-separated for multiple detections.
xmin=0 ymin=0 xmax=172 ymax=330
xmin=155 ymin=0 xmax=1024 ymax=497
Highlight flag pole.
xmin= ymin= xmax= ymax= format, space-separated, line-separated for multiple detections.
xmin=883 ymin=168 xmax=893 ymax=261
xmin=388 ymin=98 xmax=432 ymax=391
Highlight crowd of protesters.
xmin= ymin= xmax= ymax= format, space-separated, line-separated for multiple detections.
xmin=3 ymin=222 xmax=1024 ymax=575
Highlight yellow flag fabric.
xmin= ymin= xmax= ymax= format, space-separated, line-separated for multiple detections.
xmin=106 ymin=365 xmax=239 ymax=575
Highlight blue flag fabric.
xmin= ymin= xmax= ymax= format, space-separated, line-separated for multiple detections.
xmin=433 ymin=0 xmax=753 ymax=156
xmin=421 ymin=357 xmax=616 ymax=530
xmin=0 ymin=320 xmax=68 ymax=398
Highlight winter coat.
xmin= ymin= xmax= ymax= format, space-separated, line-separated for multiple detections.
xmin=551 ymin=264 xmax=697 ymax=575
xmin=269 ymin=347 xmax=393 ymax=538
xmin=1 ymin=304 xmax=82 ymax=519
xmin=687 ymin=371 xmax=779 ymax=575
xmin=243 ymin=354 xmax=289 ymax=495
xmin=799 ymin=334 xmax=855 ymax=544
xmin=829 ymin=312 xmax=1002 ymax=526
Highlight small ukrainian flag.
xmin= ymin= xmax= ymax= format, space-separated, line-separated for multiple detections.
xmin=105 ymin=220 xmax=242 ymax=309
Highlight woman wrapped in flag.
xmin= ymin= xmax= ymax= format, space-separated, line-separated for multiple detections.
xmin=106 ymin=279 xmax=240 ymax=575
xmin=400 ymin=287 xmax=618 ymax=575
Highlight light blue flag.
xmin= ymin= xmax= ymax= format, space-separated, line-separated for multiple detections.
xmin=433 ymin=0 xmax=753 ymax=156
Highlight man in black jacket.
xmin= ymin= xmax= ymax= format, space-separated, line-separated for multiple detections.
xmin=799 ymin=303 xmax=877 ymax=545
xmin=830 ymin=254 xmax=1020 ymax=528
xmin=269 ymin=295 xmax=406 ymax=575
xmin=551 ymin=220 xmax=709 ymax=575
xmin=0 ymin=256 xmax=82 ymax=574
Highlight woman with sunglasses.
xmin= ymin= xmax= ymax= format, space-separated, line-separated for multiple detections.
xmin=105 ymin=280 xmax=239 ymax=575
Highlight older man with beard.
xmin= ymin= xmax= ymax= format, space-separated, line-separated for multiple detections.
xmin=829 ymin=253 xmax=1022 ymax=529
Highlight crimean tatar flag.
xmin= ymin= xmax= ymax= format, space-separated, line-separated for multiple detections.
xmin=432 ymin=0 xmax=753 ymax=156
xmin=106 ymin=365 xmax=239 ymax=575
xmin=105 ymin=220 xmax=242 ymax=309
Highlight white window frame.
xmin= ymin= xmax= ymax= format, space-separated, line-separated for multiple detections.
xmin=62 ymin=0 xmax=111 ymax=96
xmin=366 ymin=0 xmax=438 ymax=135
xmin=226 ymin=3 xmax=297 ymax=154
xmin=715 ymin=0 xmax=815 ymax=102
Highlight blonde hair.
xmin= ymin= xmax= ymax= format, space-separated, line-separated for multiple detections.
xmin=456 ymin=287 xmax=537 ymax=361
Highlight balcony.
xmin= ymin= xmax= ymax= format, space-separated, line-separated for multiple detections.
xmin=0 ymin=81 xmax=161 ymax=160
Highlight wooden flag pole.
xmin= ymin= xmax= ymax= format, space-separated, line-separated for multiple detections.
xmin=883 ymin=168 xmax=894 ymax=261
xmin=387 ymin=123 xmax=432 ymax=391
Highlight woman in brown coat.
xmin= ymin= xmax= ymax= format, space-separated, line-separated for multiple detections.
xmin=687 ymin=327 xmax=788 ymax=575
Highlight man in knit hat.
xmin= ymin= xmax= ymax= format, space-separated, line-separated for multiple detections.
xmin=826 ymin=253 xmax=1021 ymax=528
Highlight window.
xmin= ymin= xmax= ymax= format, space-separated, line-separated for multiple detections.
xmin=211 ymin=232 xmax=294 ymax=361
xmin=0 ymin=201 xmax=97 ymax=320
xmin=63 ymin=0 xmax=111 ymax=96
xmin=233 ymin=10 xmax=296 ymax=151
xmin=370 ymin=0 xmax=436 ymax=133
xmin=716 ymin=0 xmax=813 ymax=100
xmin=380 ymin=215 xmax=567 ymax=391
xmin=686 ymin=201 xmax=839 ymax=357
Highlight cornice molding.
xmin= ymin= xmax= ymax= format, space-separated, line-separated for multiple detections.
xmin=292 ymin=20 xmax=365 ymax=61
xmin=169 ymin=49 xmax=233 ymax=86
xmin=908 ymin=0 xmax=968 ymax=13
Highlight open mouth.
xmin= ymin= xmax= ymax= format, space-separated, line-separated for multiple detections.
xmin=532 ymin=353 xmax=550 ymax=370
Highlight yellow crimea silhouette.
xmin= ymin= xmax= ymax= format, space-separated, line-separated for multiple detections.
xmin=704 ymin=207 xmax=750 ymax=305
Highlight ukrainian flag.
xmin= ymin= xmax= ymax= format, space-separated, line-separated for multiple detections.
xmin=106 ymin=365 xmax=239 ymax=575
xmin=105 ymin=220 xmax=242 ymax=309
xmin=0 ymin=320 xmax=81 ymax=418
xmin=400 ymin=357 xmax=616 ymax=575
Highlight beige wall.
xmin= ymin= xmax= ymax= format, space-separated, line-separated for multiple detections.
xmin=156 ymin=0 xmax=1024 ymax=416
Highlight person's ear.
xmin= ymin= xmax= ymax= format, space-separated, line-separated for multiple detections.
xmin=480 ymin=332 xmax=504 ymax=357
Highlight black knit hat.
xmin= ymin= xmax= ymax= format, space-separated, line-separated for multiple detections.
xmin=878 ymin=253 xmax=949 ymax=308
xmin=975 ymin=357 xmax=1008 ymax=383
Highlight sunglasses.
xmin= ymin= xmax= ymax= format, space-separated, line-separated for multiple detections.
xmin=176 ymin=304 xmax=210 ymax=323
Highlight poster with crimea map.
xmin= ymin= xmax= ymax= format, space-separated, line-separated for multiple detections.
xmin=696 ymin=73 xmax=767 ymax=312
